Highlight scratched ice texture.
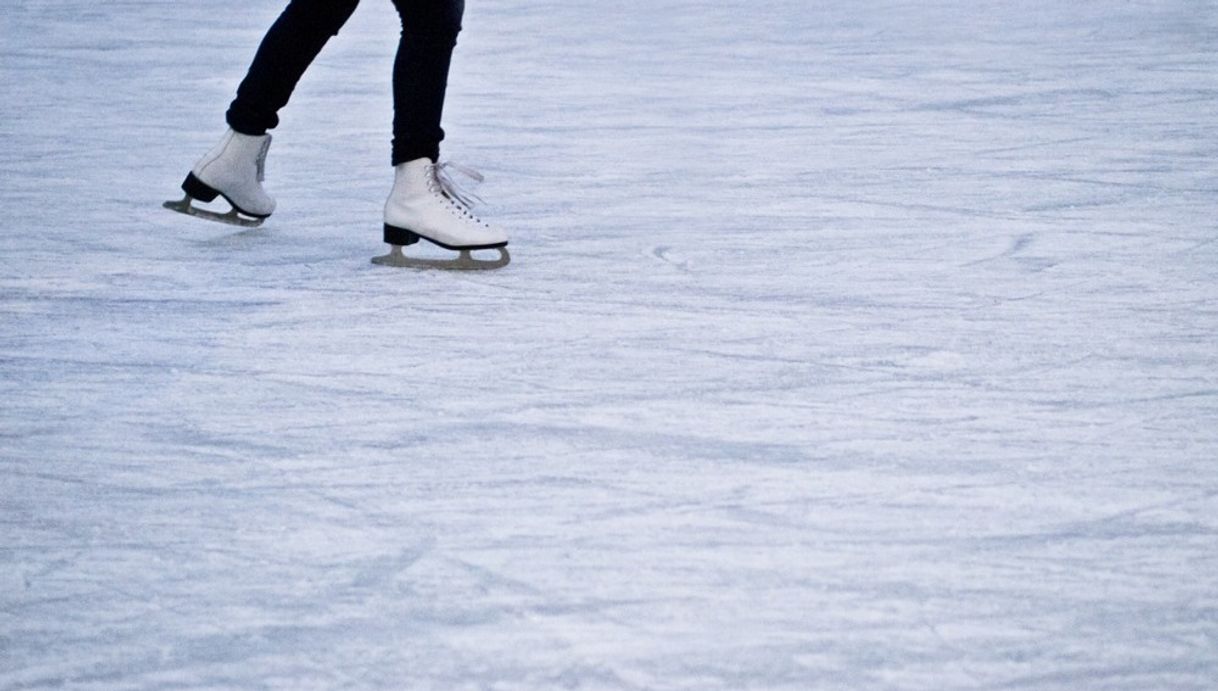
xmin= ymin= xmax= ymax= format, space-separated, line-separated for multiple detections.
xmin=1 ymin=0 xmax=1217 ymax=688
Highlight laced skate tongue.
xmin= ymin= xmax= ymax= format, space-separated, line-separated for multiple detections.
xmin=432 ymin=161 xmax=484 ymax=209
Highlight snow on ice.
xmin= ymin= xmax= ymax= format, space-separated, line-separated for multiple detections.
xmin=1 ymin=0 xmax=1216 ymax=687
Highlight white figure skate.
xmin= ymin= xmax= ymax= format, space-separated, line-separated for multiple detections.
xmin=164 ymin=129 xmax=276 ymax=227
xmin=372 ymin=159 xmax=510 ymax=270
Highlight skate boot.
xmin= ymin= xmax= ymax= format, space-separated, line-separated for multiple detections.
xmin=372 ymin=158 xmax=510 ymax=270
xmin=164 ymin=128 xmax=276 ymax=227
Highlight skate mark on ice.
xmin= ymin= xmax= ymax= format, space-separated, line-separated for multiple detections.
xmin=570 ymin=496 xmax=715 ymax=524
xmin=1171 ymin=235 xmax=1218 ymax=256
xmin=912 ymin=88 xmax=1118 ymax=116
xmin=1066 ymin=489 xmax=1218 ymax=529
xmin=960 ymin=232 xmax=1057 ymax=271
xmin=816 ymin=193 xmax=1026 ymax=221
xmin=441 ymin=556 xmax=549 ymax=597
xmin=344 ymin=541 xmax=435 ymax=591
xmin=989 ymin=232 xmax=1033 ymax=260
xmin=19 ymin=550 xmax=88 ymax=588
xmin=650 ymin=245 xmax=691 ymax=272
xmin=974 ymin=135 xmax=1099 ymax=156
xmin=488 ymin=422 xmax=813 ymax=467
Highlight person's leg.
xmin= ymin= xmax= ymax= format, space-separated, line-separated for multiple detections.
xmin=226 ymin=0 xmax=362 ymax=135
xmin=377 ymin=0 xmax=507 ymax=267
xmin=390 ymin=0 xmax=465 ymax=164
xmin=169 ymin=0 xmax=360 ymax=224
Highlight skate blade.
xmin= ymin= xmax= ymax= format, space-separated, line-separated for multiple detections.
xmin=371 ymin=245 xmax=510 ymax=271
xmin=163 ymin=195 xmax=264 ymax=228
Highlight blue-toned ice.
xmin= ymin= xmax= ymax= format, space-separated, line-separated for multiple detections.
xmin=2 ymin=0 xmax=1216 ymax=687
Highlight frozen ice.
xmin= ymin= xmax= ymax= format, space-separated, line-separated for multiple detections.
xmin=2 ymin=0 xmax=1216 ymax=687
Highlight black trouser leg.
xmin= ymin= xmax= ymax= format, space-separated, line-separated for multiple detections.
xmin=224 ymin=0 xmax=462 ymax=165
xmin=390 ymin=0 xmax=464 ymax=165
xmin=226 ymin=0 xmax=361 ymax=135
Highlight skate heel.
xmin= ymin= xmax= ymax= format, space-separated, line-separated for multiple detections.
xmin=164 ymin=172 xmax=266 ymax=227
xmin=383 ymin=224 xmax=421 ymax=246
xmin=181 ymin=173 xmax=220 ymax=203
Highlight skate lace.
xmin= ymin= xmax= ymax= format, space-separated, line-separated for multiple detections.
xmin=429 ymin=161 xmax=485 ymax=212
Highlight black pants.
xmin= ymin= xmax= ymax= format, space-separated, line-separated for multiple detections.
xmin=225 ymin=0 xmax=464 ymax=165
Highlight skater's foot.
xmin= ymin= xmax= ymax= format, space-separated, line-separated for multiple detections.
xmin=165 ymin=128 xmax=275 ymax=225
xmin=376 ymin=158 xmax=510 ymax=269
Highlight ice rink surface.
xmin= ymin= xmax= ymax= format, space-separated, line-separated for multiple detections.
xmin=2 ymin=0 xmax=1217 ymax=687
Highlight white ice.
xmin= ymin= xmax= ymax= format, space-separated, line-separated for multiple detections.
xmin=2 ymin=0 xmax=1217 ymax=687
